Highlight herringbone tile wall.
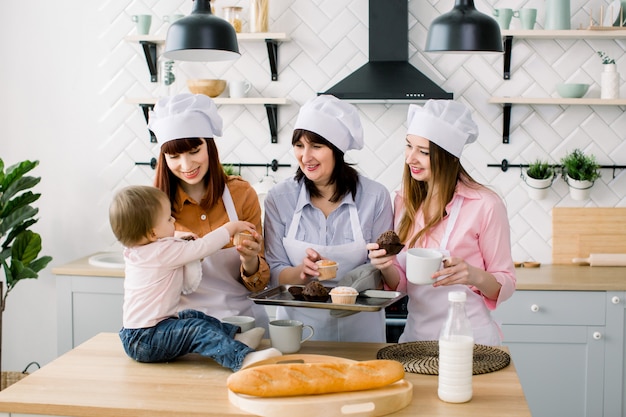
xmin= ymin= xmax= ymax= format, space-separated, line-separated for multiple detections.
xmin=107 ymin=0 xmax=626 ymax=265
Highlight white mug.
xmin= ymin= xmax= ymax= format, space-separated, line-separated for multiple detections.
xmin=222 ymin=315 xmax=255 ymax=332
xmin=405 ymin=248 xmax=444 ymax=285
xmin=269 ymin=319 xmax=314 ymax=354
xmin=229 ymin=80 xmax=251 ymax=98
xmin=164 ymin=14 xmax=184 ymax=24
xmin=132 ymin=15 xmax=152 ymax=35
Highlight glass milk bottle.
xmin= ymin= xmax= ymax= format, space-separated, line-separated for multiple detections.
xmin=438 ymin=291 xmax=474 ymax=403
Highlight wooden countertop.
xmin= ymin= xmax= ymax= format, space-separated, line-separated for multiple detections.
xmin=51 ymin=253 xmax=124 ymax=278
xmin=0 ymin=333 xmax=530 ymax=417
xmin=52 ymin=253 xmax=626 ymax=291
xmin=514 ymin=265 xmax=626 ymax=291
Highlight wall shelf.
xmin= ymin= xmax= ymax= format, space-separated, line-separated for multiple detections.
xmin=489 ymin=97 xmax=626 ymax=144
xmin=500 ymin=29 xmax=626 ymax=79
xmin=126 ymin=97 xmax=289 ymax=144
xmin=124 ymin=33 xmax=290 ymax=82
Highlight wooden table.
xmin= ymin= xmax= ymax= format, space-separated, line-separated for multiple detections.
xmin=0 ymin=333 xmax=530 ymax=417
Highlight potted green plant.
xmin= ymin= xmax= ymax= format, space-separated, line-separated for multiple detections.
xmin=0 ymin=158 xmax=52 ymax=385
xmin=523 ymin=159 xmax=555 ymax=200
xmin=560 ymin=149 xmax=601 ymax=201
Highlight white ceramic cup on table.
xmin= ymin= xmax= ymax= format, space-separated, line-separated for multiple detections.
xmin=229 ymin=80 xmax=251 ymax=98
xmin=405 ymin=248 xmax=444 ymax=285
xmin=222 ymin=315 xmax=256 ymax=332
xmin=269 ymin=319 xmax=314 ymax=353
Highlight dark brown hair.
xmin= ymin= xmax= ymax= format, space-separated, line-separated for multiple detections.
xmin=291 ymin=129 xmax=359 ymax=202
xmin=109 ymin=185 xmax=167 ymax=247
xmin=153 ymin=138 xmax=227 ymax=210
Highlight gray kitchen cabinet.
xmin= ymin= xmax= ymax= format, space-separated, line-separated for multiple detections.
xmin=56 ymin=275 xmax=124 ymax=356
xmin=492 ymin=290 xmax=626 ymax=417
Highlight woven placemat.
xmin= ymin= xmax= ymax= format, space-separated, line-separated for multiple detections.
xmin=377 ymin=341 xmax=510 ymax=375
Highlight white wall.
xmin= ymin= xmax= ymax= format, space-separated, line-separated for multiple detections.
xmin=0 ymin=0 xmax=624 ymax=372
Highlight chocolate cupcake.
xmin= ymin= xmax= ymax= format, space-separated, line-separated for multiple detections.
xmin=287 ymin=286 xmax=305 ymax=301
xmin=302 ymin=281 xmax=330 ymax=302
xmin=376 ymin=230 xmax=404 ymax=255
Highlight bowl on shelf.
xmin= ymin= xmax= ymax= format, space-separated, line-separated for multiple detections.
xmin=556 ymin=83 xmax=590 ymax=98
xmin=187 ymin=79 xmax=227 ymax=97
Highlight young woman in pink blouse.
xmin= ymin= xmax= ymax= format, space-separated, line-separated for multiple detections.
xmin=367 ymin=100 xmax=516 ymax=345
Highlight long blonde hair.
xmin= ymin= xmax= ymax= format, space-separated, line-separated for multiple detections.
xmin=396 ymin=141 xmax=480 ymax=248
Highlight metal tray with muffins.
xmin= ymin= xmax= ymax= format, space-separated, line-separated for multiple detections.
xmin=249 ymin=285 xmax=406 ymax=312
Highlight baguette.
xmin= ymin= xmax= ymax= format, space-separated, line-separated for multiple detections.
xmin=227 ymin=359 xmax=405 ymax=397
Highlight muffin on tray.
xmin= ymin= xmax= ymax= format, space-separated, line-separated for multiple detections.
xmin=329 ymin=286 xmax=359 ymax=304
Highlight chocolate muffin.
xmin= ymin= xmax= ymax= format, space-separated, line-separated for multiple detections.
xmin=376 ymin=230 xmax=404 ymax=255
xmin=302 ymin=281 xmax=330 ymax=302
xmin=287 ymin=286 xmax=305 ymax=301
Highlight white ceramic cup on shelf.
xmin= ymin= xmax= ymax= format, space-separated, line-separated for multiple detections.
xmin=229 ymin=80 xmax=251 ymax=98
xmin=269 ymin=319 xmax=314 ymax=353
xmin=405 ymin=248 xmax=444 ymax=285
xmin=222 ymin=315 xmax=256 ymax=332
xmin=132 ymin=15 xmax=152 ymax=35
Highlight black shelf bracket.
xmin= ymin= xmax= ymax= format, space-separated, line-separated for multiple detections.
xmin=488 ymin=159 xmax=626 ymax=179
xmin=138 ymin=103 xmax=157 ymax=143
xmin=503 ymin=36 xmax=513 ymax=80
xmin=265 ymin=39 xmax=279 ymax=81
xmin=265 ymin=104 xmax=279 ymax=143
xmin=140 ymin=41 xmax=158 ymax=83
xmin=502 ymin=103 xmax=512 ymax=144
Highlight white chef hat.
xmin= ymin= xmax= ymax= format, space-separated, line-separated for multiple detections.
xmin=294 ymin=95 xmax=364 ymax=153
xmin=148 ymin=93 xmax=223 ymax=144
xmin=406 ymin=100 xmax=478 ymax=158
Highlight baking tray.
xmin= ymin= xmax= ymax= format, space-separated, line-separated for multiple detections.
xmin=249 ymin=285 xmax=406 ymax=312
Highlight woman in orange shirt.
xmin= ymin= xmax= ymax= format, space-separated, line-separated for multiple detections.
xmin=149 ymin=93 xmax=270 ymax=331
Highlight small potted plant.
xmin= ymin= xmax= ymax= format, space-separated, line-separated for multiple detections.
xmin=597 ymin=51 xmax=619 ymax=99
xmin=560 ymin=149 xmax=601 ymax=201
xmin=523 ymin=159 xmax=555 ymax=200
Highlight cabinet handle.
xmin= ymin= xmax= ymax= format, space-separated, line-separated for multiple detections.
xmin=530 ymin=304 xmax=539 ymax=312
xmin=612 ymin=296 xmax=621 ymax=304
xmin=593 ymin=332 xmax=602 ymax=340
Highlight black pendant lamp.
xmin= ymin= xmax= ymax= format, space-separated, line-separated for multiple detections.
xmin=163 ymin=0 xmax=240 ymax=61
xmin=425 ymin=0 xmax=503 ymax=53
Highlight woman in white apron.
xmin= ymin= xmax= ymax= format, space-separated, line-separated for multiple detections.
xmin=367 ymin=100 xmax=516 ymax=346
xmin=148 ymin=94 xmax=270 ymax=331
xmin=264 ymin=95 xmax=394 ymax=342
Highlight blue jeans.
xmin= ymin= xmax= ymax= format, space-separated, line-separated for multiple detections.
xmin=119 ymin=309 xmax=253 ymax=371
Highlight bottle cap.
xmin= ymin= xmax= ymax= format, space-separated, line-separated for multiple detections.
xmin=448 ymin=291 xmax=466 ymax=302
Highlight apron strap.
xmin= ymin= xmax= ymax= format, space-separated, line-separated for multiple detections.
xmin=222 ymin=185 xmax=238 ymax=222
xmin=439 ymin=196 xmax=464 ymax=251
xmin=286 ymin=184 xmax=363 ymax=243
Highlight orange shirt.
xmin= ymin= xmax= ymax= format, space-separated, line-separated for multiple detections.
xmin=172 ymin=176 xmax=270 ymax=289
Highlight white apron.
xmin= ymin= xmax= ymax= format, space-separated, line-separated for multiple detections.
xmin=277 ymin=185 xmax=386 ymax=342
xmin=178 ymin=185 xmax=270 ymax=332
xmin=399 ymin=196 xmax=501 ymax=345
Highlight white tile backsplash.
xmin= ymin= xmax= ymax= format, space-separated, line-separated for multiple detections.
xmin=1 ymin=0 xmax=625 ymax=373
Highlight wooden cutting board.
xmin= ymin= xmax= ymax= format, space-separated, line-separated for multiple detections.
xmin=552 ymin=208 xmax=626 ymax=264
xmin=228 ymin=354 xmax=413 ymax=417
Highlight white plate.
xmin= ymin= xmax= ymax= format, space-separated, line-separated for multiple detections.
xmin=605 ymin=0 xmax=623 ymax=26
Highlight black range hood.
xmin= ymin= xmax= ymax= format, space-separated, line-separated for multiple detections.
xmin=321 ymin=0 xmax=452 ymax=102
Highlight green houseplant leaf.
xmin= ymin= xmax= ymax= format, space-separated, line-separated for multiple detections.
xmin=560 ymin=149 xmax=601 ymax=182
xmin=526 ymin=159 xmax=553 ymax=180
xmin=0 ymin=158 xmax=52 ymax=311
